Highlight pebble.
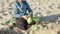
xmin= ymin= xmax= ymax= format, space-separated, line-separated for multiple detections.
xmin=38 ymin=7 xmax=41 ymax=10
xmin=0 ymin=11 xmax=5 ymax=13
xmin=6 ymin=0 xmax=9 ymax=3
xmin=2 ymin=10 xmax=5 ymax=12
xmin=9 ymin=4 xmax=12 ymax=7
xmin=8 ymin=8 xmax=13 ymax=10
xmin=0 ymin=16 xmax=3 ymax=20
xmin=57 ymin=6 xmax=60 ymax=9
xmin=48 ymin=5 xmax=53 ymax=10
xmin=2 ymin=13 xmax=8 ymax=16
xmin=58 ymin=4 xmax=60 ymax=6
xmin=57 ymin=31 xmax=60 ymax=34
xmin=9 ymin=12 xmax=12 ymax=14
xmin=47 ymin=10 xmax=52 ymax=14
xmin=51 ymin=3 xmax=55 ymax=5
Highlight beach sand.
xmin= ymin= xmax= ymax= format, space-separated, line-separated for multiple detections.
xmin=0 ymin=0 xmax=60 ymax=34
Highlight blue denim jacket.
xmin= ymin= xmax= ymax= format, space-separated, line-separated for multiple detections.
xmin=14 ymin=1 xmax=33 ymax=18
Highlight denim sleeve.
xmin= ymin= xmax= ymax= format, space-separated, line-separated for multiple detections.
xmin=14 ymin=3 xmax=20 ymax=18
xmin=26 ymin=2 xmax=33 ymax=16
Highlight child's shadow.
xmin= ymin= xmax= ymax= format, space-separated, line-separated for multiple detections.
xmin=0 ymin=28 xmax=24 ymax=34
xmin=34 ymin=12 xmax=60 ymax=23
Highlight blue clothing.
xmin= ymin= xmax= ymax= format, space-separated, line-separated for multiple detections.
xmin=14 ymin=1 xmax=33 ymax=18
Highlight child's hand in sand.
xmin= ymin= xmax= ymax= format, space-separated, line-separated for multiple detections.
xmin=21 ymin=15 xmax=27 ymax=20
xmin=26 ymin=14 xmax=32 ymax=18
xmin=21 ymin=14 xmax=32 ymax=20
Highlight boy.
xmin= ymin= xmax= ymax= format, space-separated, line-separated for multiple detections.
xmin=14 ymin=0 xmax=33 ymax=19
xmin=13 ymin=0 xmax=33 ymax=30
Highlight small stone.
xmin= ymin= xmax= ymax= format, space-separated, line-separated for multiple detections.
xmin=57 ymin=6 xmax=60 ymax=9
xmin=2 ymin=3 xmax=4 ymax=6
xmin=9 ymin=4 xmax=11 ymax=7
xmin=47 ymin=12 xmax=50 ymax=14
xmin=1 ymin=5 xmax=3 ymax=7
xmin=9 ymin=2 xmax=14 ymax=4
xmin=47 ymin=10 xmax=52 ymax=14
xmin=31 ymin=4 xmax=33 ymax=6
xmin=2 ymin=10 xmax=5 ymax=13
xmin=57 ymin=31 xmax=60 ymax=34
xmin=58 ymin=4 xmax=60 ymax=6
xmin=33 ymin=6 xmax=37 ymax=10
xmin=8 ymin=8 xmax=13 ymax=10
xmin=48 ymin=5 xmax=53 ymax=10
xmin=0 ymin=16 xmax=3 ymax=20
xmin=47 ymin=0 xmax=49 ymax=1
xmin=39 ymin=3 xmax=40 ymax=5
xmin=39 ymin=8 xmax=41 ymax=10
xmin=9 ymin=12 xmax=12 ymax=14
xmin=2 ymin=7 xmax=4 ymax=9
xmin=6 ymin=0 xmax=9 ymax=3
xmin=43 ymin=0 xmax=45 ymax=1
xmin=51 ymin=3 xmax=55 ymax=5
xmin=0 ymin=11 xmax=3 ymax=13
xmin=2 ymin=13 xmax=8 ymax=16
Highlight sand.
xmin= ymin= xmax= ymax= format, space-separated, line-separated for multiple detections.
xmin=0 ymin=0 xmax=60 ymax=34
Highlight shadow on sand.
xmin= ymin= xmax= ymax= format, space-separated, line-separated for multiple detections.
xmin=0 ymin=28 xmax=24 ymax=34
xmin=34 ymin=12 xmax=60 ymax=23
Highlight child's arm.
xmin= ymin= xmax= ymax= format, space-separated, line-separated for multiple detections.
xmin=26 ymin=2 xmax=33 ymax=17
xmin=14 ymin=3 xmax=20 ymax=18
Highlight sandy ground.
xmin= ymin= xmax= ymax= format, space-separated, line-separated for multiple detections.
xmin=0 ymin=0 xmax=60 ymax=34
xmin=0 ymin=23 xmax=60 ymax=34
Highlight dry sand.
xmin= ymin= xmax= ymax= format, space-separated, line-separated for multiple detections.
xmin=0 ymin=0 xmax=60 ymax=34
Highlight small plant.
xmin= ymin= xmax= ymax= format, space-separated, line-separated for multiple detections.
xmin=27 ymin=16 xmax=40 ymax=25
xmin=6 ymin=18 xmax=15 ymax=25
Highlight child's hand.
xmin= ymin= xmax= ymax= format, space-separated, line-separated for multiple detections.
xmin=26 ymin=14 xmax=32 ymax=18
xmin=21 ymin=16 xmax=27 ymax=20
xmin=21 ymin=14 xmax=32 ymax=20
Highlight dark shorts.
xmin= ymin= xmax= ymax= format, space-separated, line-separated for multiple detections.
xmin=14 ymin=17 xmax=28 ymax=30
